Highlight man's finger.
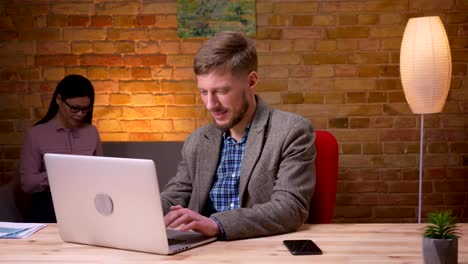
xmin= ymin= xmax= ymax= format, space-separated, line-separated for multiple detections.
xmin=169 ymin=205 xmax=183 ymax=211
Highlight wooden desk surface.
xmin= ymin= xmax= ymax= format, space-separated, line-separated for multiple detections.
xmin=1 ymin=223 xmax=467 ymax=263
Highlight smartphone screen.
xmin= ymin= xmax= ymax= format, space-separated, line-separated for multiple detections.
xmin=283 ymin=239 xmax=323 ymax=255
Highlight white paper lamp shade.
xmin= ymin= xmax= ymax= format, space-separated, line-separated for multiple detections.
xmin=400 ymin=16 xmax=452 ymax=114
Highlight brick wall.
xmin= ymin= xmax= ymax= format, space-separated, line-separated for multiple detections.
xmin=0 ymin=0 xmax=466 ymax=223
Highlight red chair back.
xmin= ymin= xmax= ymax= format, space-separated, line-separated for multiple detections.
xmin=306 ymin=130 xmax=339 ymax=224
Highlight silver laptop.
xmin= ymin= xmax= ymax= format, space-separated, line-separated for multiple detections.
xmin=44 ymin=153 xmax=217 ymax=255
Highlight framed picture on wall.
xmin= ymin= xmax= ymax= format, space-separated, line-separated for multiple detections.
xmin=177 ymin=0 xmax=256 ymax=38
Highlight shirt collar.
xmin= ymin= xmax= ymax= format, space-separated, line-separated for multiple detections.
xmin=223 ymin=123 xmax=251 ymax=143
xmin=48 ymin=119 xmax=80 ymax=138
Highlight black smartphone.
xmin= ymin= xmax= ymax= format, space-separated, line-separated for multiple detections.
xmin=283 ymin=239 xmax=323 ymax=255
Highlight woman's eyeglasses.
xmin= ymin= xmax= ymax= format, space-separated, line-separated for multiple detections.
xmin=63 ymin=99 xmax=92 ymax=114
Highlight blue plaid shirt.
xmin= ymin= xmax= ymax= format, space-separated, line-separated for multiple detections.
xmin=209 ymin=126 xmax=250 ymax=212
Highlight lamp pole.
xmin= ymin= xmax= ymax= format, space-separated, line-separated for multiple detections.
xmin=418 ymin=114 xmax=424 ymax=224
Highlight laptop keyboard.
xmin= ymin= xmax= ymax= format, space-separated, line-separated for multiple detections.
xmin=168 ymin=238 xmax=185 ymax=245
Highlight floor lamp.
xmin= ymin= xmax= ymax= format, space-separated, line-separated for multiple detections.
xmin=400 ymin=16 xmax=452 ymax=223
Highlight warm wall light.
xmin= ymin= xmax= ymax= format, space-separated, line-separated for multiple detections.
xmin=400 ymin=16 xmax=452 ymax=223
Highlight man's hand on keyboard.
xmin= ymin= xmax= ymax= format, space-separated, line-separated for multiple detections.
xmin=164 ymin=205 xmax=220 ymax=237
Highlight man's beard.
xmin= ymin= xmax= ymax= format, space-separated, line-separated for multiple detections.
xmin=212 ymin=96 xmax=249 ymax=130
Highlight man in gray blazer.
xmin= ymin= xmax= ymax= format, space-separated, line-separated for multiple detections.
xmin=162 ymin=31 xmax=316 ymax=241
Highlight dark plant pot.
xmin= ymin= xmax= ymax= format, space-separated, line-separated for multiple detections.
xmin=422 ymin=237 xmax=458 ymax=264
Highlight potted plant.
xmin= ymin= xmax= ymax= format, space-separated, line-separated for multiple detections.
xmin=423 ymin=210 xmax=461 ymax=264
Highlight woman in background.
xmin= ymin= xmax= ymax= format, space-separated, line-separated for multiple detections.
xmin=20 ymin=74 xmax=102 ymax=223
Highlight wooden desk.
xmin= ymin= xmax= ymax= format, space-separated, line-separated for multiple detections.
xmin=1 ymin=224 xmax=467 ymax=263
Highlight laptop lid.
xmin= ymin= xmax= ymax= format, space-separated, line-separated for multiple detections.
xmin=44 ymin=153 xmax=216 ymax=255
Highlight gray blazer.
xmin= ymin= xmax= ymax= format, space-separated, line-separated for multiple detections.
xmin=161 ymin=97 xmax=316 ymax=240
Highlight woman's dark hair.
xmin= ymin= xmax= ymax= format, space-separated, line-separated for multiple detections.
xmin=35 ymin=74 xmax=95 ymax=126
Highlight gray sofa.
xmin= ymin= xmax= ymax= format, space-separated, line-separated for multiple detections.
xmin=101 ymin=141 xmax=183 ymax=190
xmin=0 ymin=141 xmax=184 ymax=222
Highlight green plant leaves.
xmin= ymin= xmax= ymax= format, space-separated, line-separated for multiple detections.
xmin=424 ymin=210 xmax=461 ymax=239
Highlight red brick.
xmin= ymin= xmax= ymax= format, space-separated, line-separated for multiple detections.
xmin=108 ymin=28 xmax=148 ymax=40
xmin=367 ymin=0 xmax=408 ymax=11
xmin=150 ymin=28 xmax=178 ymax=40
xmin=359 ymin=14 xmax=378 ymax=25
xmin=0 ymin=17 xmax=13 ymax=30
xmin=119 ymin=81 xmax=159 ymax=93
xmin=343 ymin=182 xmax=381 ymax=193
xmin=35 ymin=55 xmax=79 ymax=66
xmin=47 ymin=15 xmax=67 ymax=27
xmin=377 ymin=79 xmax=402 ymax=90
xmin=0 ymin=121 xmax=14 ymax=132
xmin=334 ymin=206 xmax=372 ymax=218
xmin=426 ymin=129 xmax=466 ymax=141
xmin=282 ymin=28 xmax=322 ymax=39
xmin=304 ymin=54 xmax=347 ymax=65
xmin=433 ymin=180 xmax=468 ymax=192
xmin=0 ymin=30 xmax=18 ymax=40
xmin=96 ymin=2 xmax=139 ymax=15
xmin=428 ymin=142 xmax=449 ymax=153
xmin=451 ymin=142 xmax=468 ymax=153
xmin=91 ymin=16 xmax=111 ymax=27
xmin=136 ymin=15 xmax=155 ymax=26
xmin=141 ymin=2 xmax=176 ymax=14
xmin=268 ymin=15 xmax=289 ymax=26
xmin=131 ymin=67 xmax=152 ymax=79
xmin=383 ymin=103 xmax=412 ymax=115
xmin=180 ymin=40 xmax=203 ymax=54
xmin=51 ymin=3 xmax=93 ymax=15
xmin=383 ymin=142 xmax=405 ymax=154
xmin=161 ymin=81 xmax=196 ymax=93
xmin=63 ymin=29 xmax=106 ymax=40
xmin=329 ymin=117 xmax=348 ymax=128
xmin=424 ymin=154 xmax=460 ymax=167
xmin=281 ymin=93 xmax=304 ymax=104
xmin=124 ymin=55 xmax=166 ymax=66
xmin=338 ymin=14 xmax=358 ymax=25
xmin=350 ymin=118 xmax=370 ymax=128
xmin=336 ymin=194 xmax=379 ymax=206
xmin=292 ymin=15 xmax=313 ymax=26
xmin=443 ymin=193 xmax=466 ymax=205
xmin=340 ymin=168 xmax=380 ymax=181
xmin=121 ymin=120 xmax=151 ymax=132
xmin=255 ymin=29 xmax=282 ymax=40
xmin=128 ymin=133 xmax=163 ymax=141
xmin=173 ymin=68 xmax=195 ymax=80
xmin=19 ymin=29 xmax=61 ymax=41
xmin=68 ymin=16 xmax=89 ymax=27
xmin=155 ymin=15 xmax=177 ymax=28
xmin=36 ymin=41 xmax=70 ymax=55
xmin=92 ymin=41 xmax=115 ymax=53
xmin=374 ymin=207 xmax=415 ymax=218
xmin=368 ymin=92 xmax=387 ymax=103
xmin=379 ymin=65 xmax=399 ymax=77
xmin=374 ymin=117 xmax=393 ymax=128
xmin=423 ymin=193 xmax=444 ymax=206
xmin=328 ymin=26 xmax=369 ymax=38
xmin=81 ymin=55 xmax=123 ymax=66
xmin=110 ymin=42 xmax=132 ymax=54
xmin=370 ymin=25 xmax=405 ymax=38
xmin=121 ymin=106 xmax=164 ymax=119
xmin=113 ymin=16 xmax=138 ymax=28
xmin=381 ymin=129 xmax=419 ymax=141
xmin=166 ymin=106 xmax=205 ymax=118
xmin=136 ymin=41 xmax=160 ymax=54
xmin=342 ymin=143 xmax=361 ymax=154
xmin=394 ymin=116 xmax=416 ymax=128
xmin=379 ymin=194 xmax=418 ymax=206
xmin=410 ymin=0 xmax=453 ymax=10
xmin=160 ymin=41 xmax=180 ymax=54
